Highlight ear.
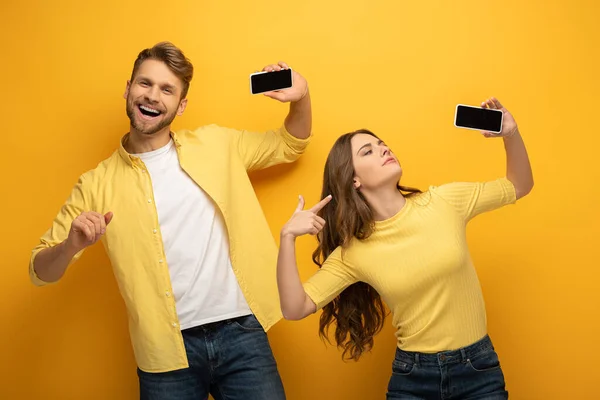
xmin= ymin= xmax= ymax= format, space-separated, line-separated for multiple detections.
xmin=177 ymin=98 xmax=188 ymax=116
xmin=123 ymin=80 xmax=131 ymax=100
xmin=353 ymin=178 xmax=361 ymax=190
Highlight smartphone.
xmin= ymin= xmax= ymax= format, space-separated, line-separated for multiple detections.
xmin=454 ymin=104 xmax=503 ymax=134
xmin=250 ymin=68 xmax=293 ymax=95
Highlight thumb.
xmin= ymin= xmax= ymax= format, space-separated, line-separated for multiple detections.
xmin=104 ymin=212 xmax=114 ymax=225
xmin=295 ymin=195 xmax=305 ymax=213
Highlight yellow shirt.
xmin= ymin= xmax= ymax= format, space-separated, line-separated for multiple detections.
xmin=303 ymin=178 xmax=516 ymax=353
xmin=29 ymin=124 xmax=310 ymax=372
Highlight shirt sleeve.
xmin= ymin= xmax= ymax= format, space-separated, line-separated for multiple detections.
xmin=303 ymin=247 xmax=358 ymax=311
xmin=29 ymin=175 xmax=90 ymax=286
xmin=429 ymin=177 xmax=517 ymax=222
xmin=228 ymin=124 xmax=311 ymax=172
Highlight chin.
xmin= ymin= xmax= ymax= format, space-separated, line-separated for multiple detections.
xmin=392 ymin=167 xmax=403 ymax=182
xmin=378 ymin=173 xmax=402 ymax=189
xmin=133 ymin=118 xmax=165 ymax=135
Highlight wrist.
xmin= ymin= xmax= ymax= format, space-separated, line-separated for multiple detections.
xmin=504 ymin=127 xmax=520 ymax=139
xmin=293 ymin=86 xmax=309 ymax=104
xmin=280 ymin=229 xmax=297 ymax=241
xmin=62 ymin=238 xmax=82 ymax=257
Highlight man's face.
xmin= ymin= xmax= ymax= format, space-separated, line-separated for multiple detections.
xmin=124 ymin=59 xmax=187 ymax=135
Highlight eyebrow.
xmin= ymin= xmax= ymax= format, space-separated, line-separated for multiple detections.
xmin=161 ymin=83 xmax=176 ymax=92
xmin=136 ymin=76 xmax=177 ymax=92
xmin=136 ymin=75 xmax=151 ymax=83
xmin=356 ymin=140 xmax=383 ymax=155
xmin=357 ymin=143 xmax=372 ymax=155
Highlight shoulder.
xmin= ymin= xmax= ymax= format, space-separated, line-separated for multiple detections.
xmin=176 ymin=124 xmax=236 ymax=140
xmin=76 ymin=150 xmax=126 ymax=193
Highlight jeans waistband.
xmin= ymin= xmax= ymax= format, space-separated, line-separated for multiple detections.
xmin=394 ymin=335 xmax=495 ymax=366
xmin=182 ymin=314 xmax=253 ymax=333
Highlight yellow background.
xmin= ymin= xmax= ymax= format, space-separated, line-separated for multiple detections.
xmin=1 ymin=0 xmax=598 ymax=398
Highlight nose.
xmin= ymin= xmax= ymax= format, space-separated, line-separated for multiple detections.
xmin=381 ymin=144 xmax=390 ymax=157
xmin=145 ymin=85 xmax=160 ymax=103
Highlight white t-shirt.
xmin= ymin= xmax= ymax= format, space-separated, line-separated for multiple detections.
xmin=134 ymin=139 xmax=251 ymax=330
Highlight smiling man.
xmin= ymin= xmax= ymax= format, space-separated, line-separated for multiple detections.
xmin=29 ymin=42 xmax=312 ymax=400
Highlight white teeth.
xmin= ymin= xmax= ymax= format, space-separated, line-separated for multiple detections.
xmin=140 ymin=105 xmax=160 ymax=115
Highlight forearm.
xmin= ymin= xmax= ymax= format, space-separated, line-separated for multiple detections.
xmin=284 ymin=89 xmax=312 ymax=140
xmin=33 ymin=240 xmax=78 ymax=283
xmin=277 ymin=233 xmax=315 ymax=320
xmin=504 ymin=129 xmax=534 ymax=199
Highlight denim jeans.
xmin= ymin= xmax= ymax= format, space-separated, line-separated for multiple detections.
xmin=387 ymin=335 xmax=508 ymax=400
xmin=137 ymin=315 xmax=285 ymax=400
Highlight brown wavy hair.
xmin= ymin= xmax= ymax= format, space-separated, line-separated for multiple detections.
xmin=312 ymin=129 xmax=421 ymax=361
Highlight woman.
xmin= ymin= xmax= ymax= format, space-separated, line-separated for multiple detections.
xmin=277 ymin=97 xmax=533 ymax=399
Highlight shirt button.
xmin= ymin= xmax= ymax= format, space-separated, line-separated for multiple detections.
xmin=159 ymin=259 xmax=164 ymax=263
xmin=153 ymin=229 xmax=157 ymax=234
xmin=171 ymin=322 xmax=177 ymax=328
xmin=165 ymin=291 xmax=171 ymax=297
xmin=147 ymin=199 xmax=152 ymax=203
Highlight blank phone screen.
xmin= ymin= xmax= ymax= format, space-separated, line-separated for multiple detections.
xmin=250 ymin=69 xmax=293 ymax=94
xmin=455 ymin=105 xmax=503 ymax=133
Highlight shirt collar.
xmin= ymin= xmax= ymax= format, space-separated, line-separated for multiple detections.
xmin=118 ymin=131 xmax=182 ymax=167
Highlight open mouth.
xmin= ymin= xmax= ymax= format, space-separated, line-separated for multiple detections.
xmin=138 ymin=104 xmax=162 ymax=118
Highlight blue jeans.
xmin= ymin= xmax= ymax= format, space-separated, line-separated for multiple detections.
xmin=137 ymin=315 xmax=285 ymax=400
xmin=387 ymin=335 xmax=508 ymax=400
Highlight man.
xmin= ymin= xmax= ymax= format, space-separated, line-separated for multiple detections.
xmin=30 ymin=41 xmax=311 ymax=399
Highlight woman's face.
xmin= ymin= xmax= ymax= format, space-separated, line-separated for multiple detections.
xmin=351 ymin=133 xmax=402 ymax=191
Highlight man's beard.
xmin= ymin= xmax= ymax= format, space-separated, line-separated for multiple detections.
xmin=126 ymin=96 xmax=177 ymax=135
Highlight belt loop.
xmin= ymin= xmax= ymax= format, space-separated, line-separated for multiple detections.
xmin=460 ymin=348 xmax=467 ymax=362
xmin=414 ymin=353 xmax=420 ymax=366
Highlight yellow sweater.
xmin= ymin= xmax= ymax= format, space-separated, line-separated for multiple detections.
xmin=303 ymin=178 xmax=516 ymax=352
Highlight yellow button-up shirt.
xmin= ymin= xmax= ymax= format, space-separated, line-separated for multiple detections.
xmin=29 ymin=124 xmax=310 ymax=372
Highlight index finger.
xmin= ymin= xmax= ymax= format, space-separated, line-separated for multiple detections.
xmin=309 ymin=195 xmax=332 ymax=213
xmin=262 ymin=64 xmax=281 ymax=72
xmin=491 ymin=97 xmax=504 ymax=109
